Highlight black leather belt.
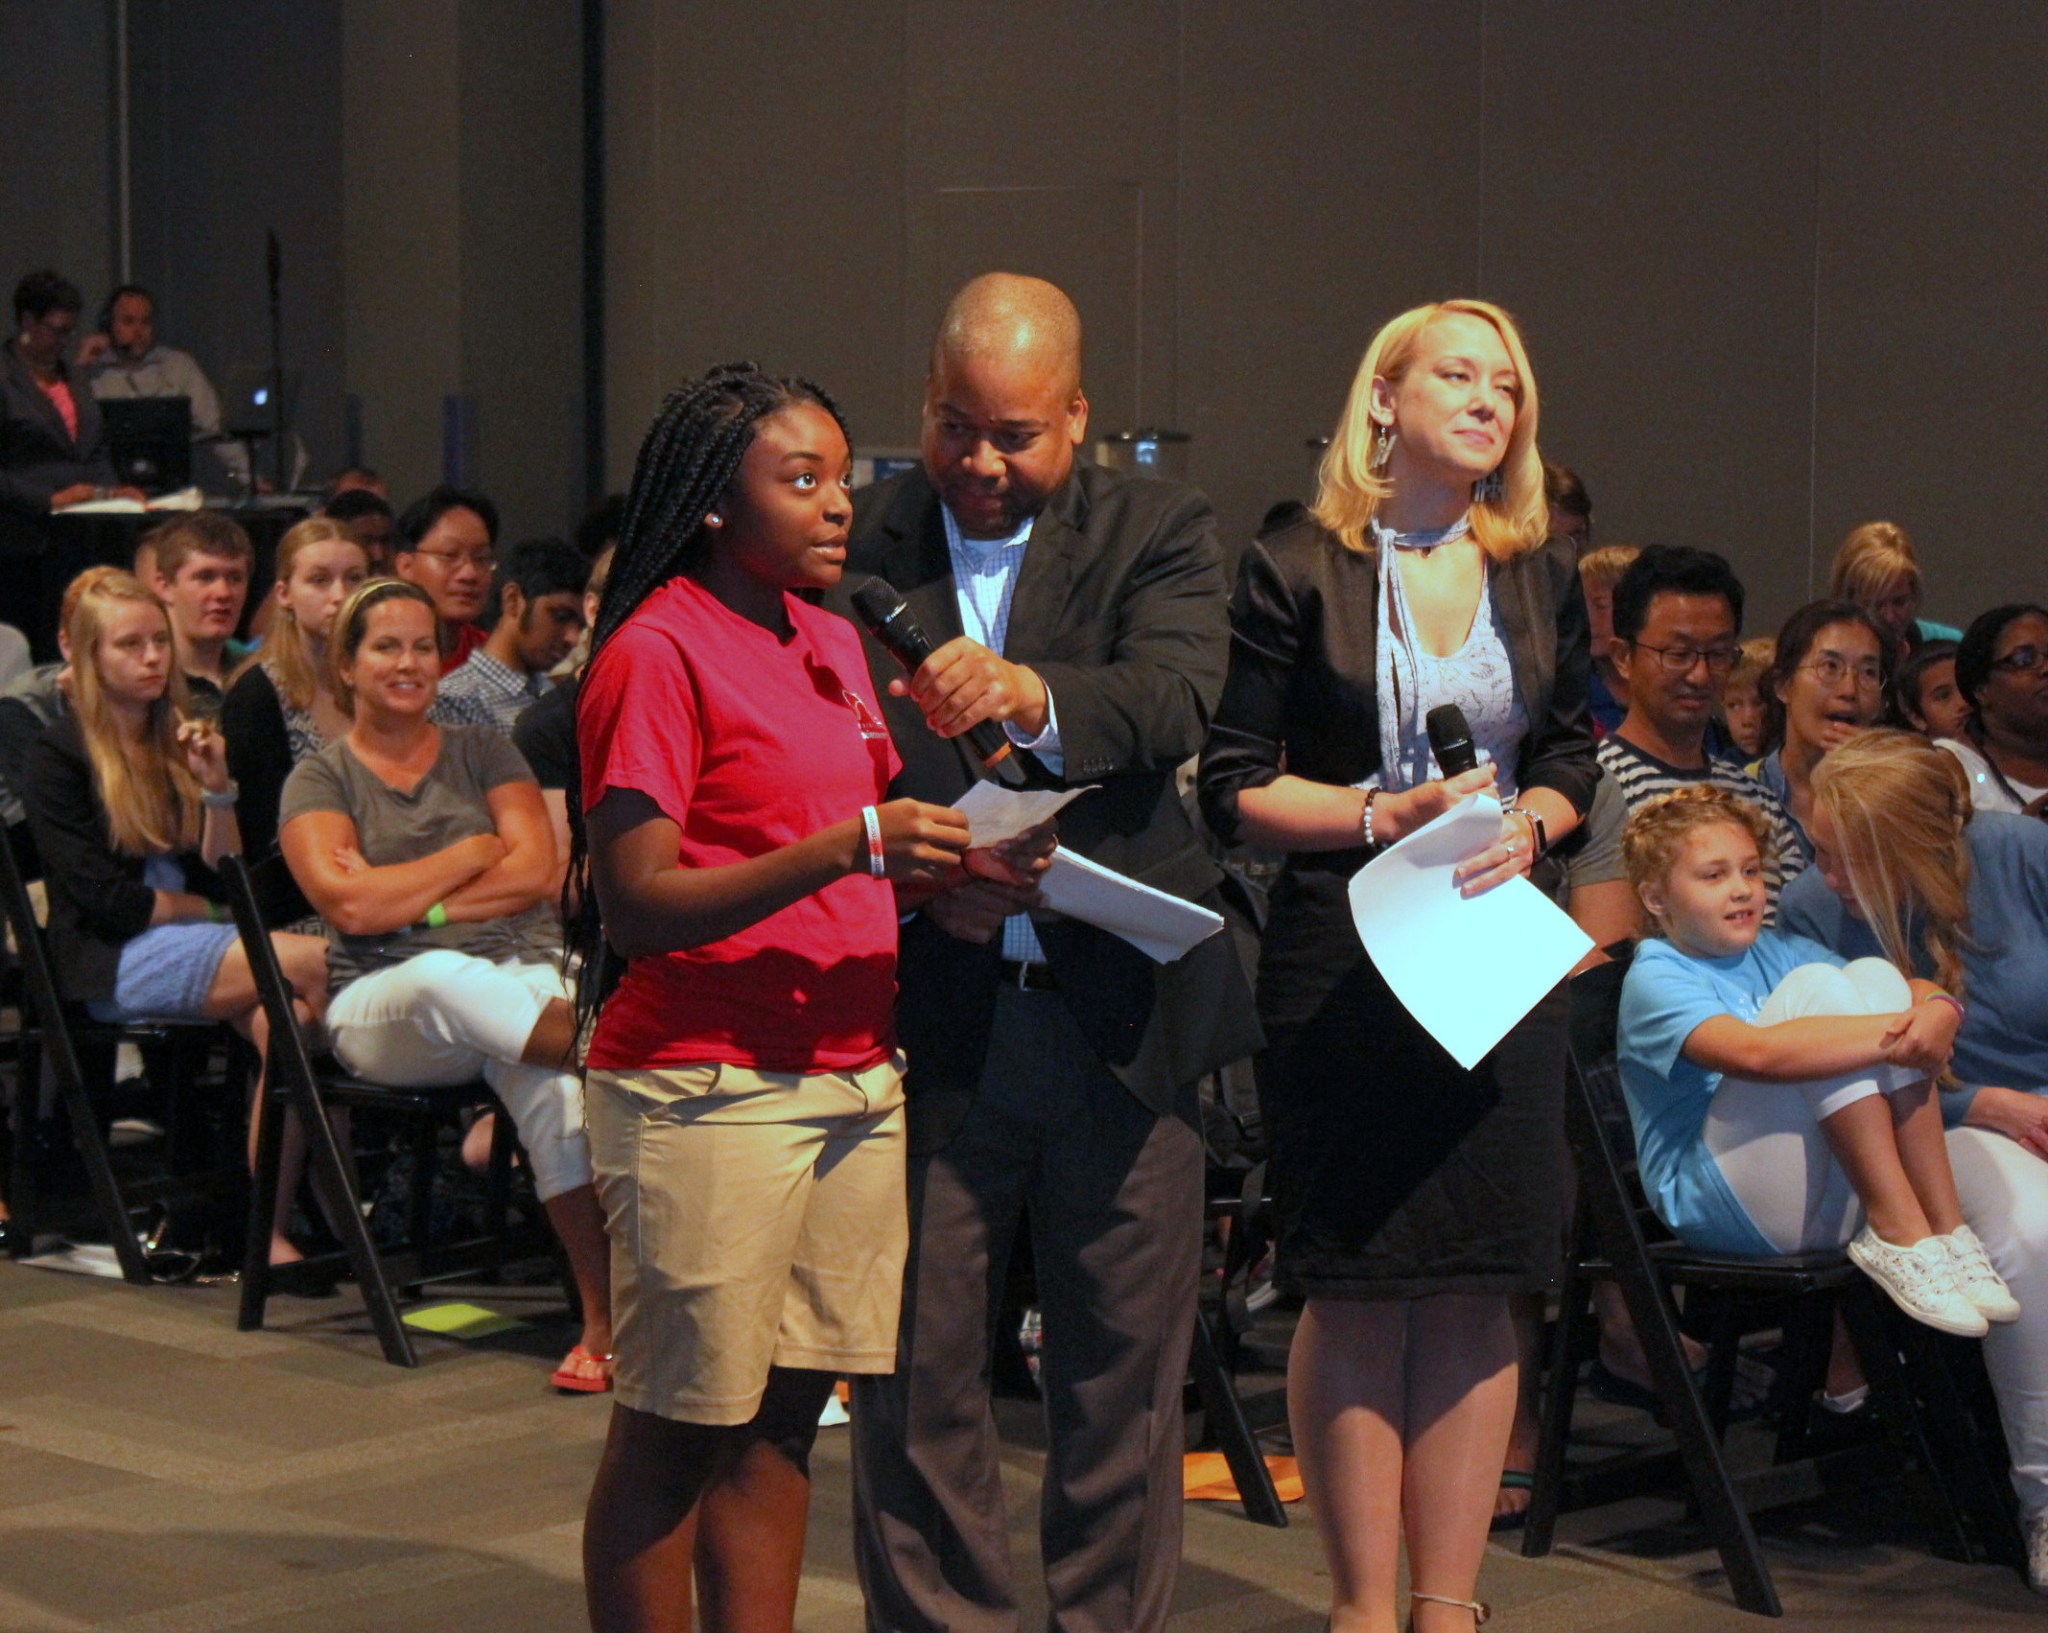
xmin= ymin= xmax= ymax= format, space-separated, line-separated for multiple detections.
xmin=997 ymin=958 xmax=1058 ymax=992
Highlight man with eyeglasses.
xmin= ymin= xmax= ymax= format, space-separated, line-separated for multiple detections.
xmin=392 ymin=484 xmax=499 ymax=671
xmin=1597 ymin=544 xmax=1802 ymax=918
xmin=0 ymin=270 xmax=142 ymax=519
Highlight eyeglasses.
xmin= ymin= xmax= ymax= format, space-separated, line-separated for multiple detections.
xmin=1631 ymin=641 xmax=1740 ymax=676
xmin=410 ymin=547 xmax=494 ymax=572
xmin=1990 ymin=645 xmax=2047 ymax=676
xmin=1800 ymin=654 xmax=1885 ymax=690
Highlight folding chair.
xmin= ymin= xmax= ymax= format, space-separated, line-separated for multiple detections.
xmin=0 ymin=815 xmax=234 ymax=1281
xmin=221 ymin=853 xmax=536 ymax=1367
xmin=1523 ymin=952 xmax=2020 ymax=1616
xmin=1189 ymin=1151 xmax=1287 ymax=1527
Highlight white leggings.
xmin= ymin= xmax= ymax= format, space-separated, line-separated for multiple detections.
xmin=326 ymin=949 xmax=592 ymax=1202
xmin=1700 ymin=959 xmax=1921 ymax=1254
xmin=1949 ymin=1124 xmax=2048 ymax=1520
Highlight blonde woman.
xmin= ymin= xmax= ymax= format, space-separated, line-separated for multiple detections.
xmin=1783 ymin=729 xmax=2048 ymax=1594
xmin=1199 ymin=300 xmax=1597 ymax=1633
xmin=1830 ymin=521 xmax=1962 ymax=658
xmin=21 ymin=572 xmax=331 ymax=1256
xmin=221 ymin=518 xmax=370 ymax=859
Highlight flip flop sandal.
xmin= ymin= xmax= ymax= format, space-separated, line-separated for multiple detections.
xmin=550 ymin=1344 xmax=615 ymax=1394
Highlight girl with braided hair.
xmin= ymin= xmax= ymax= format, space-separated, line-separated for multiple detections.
xmin=576 ymin=365 xmax=1036 ymax=1632
xmin=1783 ymin=729 xmax=2048 ymax=1592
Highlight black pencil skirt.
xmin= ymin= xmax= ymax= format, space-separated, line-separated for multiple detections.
xmin=1253 ymin=873 xmax=1570 ymax=1300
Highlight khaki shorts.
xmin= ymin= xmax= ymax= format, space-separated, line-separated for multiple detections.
xmin=585 ymin=1054 xmax=907 ymax=1426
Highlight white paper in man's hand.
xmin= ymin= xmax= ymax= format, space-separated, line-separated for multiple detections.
xmin=1036 ymin=848 xmax=1224 ymax=963
xmin=952 ymin=780 xmax=1090 ymax=847
xmin=1348 ymin=793 xmax=1592 ymax=1069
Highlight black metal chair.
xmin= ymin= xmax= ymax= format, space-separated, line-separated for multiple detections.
xmin=220 ymin=852 xmax=538 ymax=1367
xmin=0 ymin=813 xmax=236 ymax=1281
xmin=1522 ymin=952 xmax=2021 ymax=1615
xmin=1188 ymin=1150 xmax=1287 ymax=1527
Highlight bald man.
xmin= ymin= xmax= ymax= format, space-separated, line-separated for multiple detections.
xmin=832 ymin=274 xmax=1259 ymax=1633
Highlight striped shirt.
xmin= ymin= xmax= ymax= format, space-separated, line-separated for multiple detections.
xmin=1596 ymin=734 xmax=1805 ymax=923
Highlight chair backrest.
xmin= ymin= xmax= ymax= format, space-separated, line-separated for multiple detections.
xmin=0 ymin=814 xmax=88 ymax=1089
xmin=217 ymin=854 xmax=325 ymax=1099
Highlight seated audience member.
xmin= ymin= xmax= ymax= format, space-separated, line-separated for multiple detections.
xmin=1829 ymin=520 xmax=1961 ymax=659
xmin=1748 ymin=601 xmax=1893 ymax=866
xmin=0 ymin=566 xmax=126 ymax=851
xmin=20 ymin=571 xmax=332 ymax=1262
xmin=1783 ymin=729 xmax=2048 ymax=1589
xmin=144 ymin=512 xmax=254 ymax=712
xmin=512 ymin=545 xmax=610 ymax=878
xmin=80 ymin=283 xmax=250 ymax=488
xmin=1895 ymin=639 xmax=1967 ymax=739
xmin=0 ymin=621 xmax=28 ymax=691
xmin=1597 ymin=545 xmax=1801 ymax=915
xmin=1617 ymin=785 xmax=2007 ymax=1335
xmin=393 ymin=486 xmax=498 ymax=670
xmin=437 ymin=537 xmax=589 ymax=733
xmin=1578 ymin=544 xmax=1640 ymax=736
xmin=321 ymin=465 xmax=388 ymax=506
xmin=1719 ymin=637 xmax=1773 ymax=760
xmin=1545 ymin=459 xmax=1593 ymax=551
xmin=573 ymin=492 xmax=624 ymax=562
xmin=322 ymin=486 xmax=395 ymax=574
xmin=1940 ymin=603 xmax=2048 ymax=815
xmin=277 ymin=578 xmax=612 ymax=1392
xmin=220 ymin=520 xmax=370 ymax=860
xmin=1 ymin=270 xmax=139 ymax=516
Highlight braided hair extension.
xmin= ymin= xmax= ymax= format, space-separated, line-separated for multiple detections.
xmin=565 ymin=362 xmax=849 ymax=1036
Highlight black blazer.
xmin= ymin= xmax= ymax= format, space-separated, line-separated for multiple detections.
xmin=21 ymin=712 xmax=221 ymax=1004
xmin=1199 ymin=516 xmax=1600 ymax=869
xmin=831 ymin=463 xmax=1262 ymax=1152
xmin=0 ymin=341 xmax=112 ymax=516
xmin=220 ymin=663 xmax=293 ymax=862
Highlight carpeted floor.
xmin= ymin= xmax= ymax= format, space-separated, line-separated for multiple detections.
xmin=0 ymin=1260 xmax=2039 ymax=1632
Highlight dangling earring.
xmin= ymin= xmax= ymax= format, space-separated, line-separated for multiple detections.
xmin=1474 ymin=467 xmax=1504 ymax=505
xmin=1369 ymin=424 xmax=1395 ymax=475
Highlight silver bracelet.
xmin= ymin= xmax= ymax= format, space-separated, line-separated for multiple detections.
xmin=200 ymin=782 xmax=240 ymax=809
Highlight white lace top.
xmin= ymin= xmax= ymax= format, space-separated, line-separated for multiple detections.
xmin=1412 ymin=573 xmax=1528 ymax=801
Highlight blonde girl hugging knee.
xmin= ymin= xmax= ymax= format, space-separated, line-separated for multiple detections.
xmin=1616 ymin=784 xmax=2016 ymax=1336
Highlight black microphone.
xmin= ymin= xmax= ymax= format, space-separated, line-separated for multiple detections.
xmin=1426 ymin=703 xmax=1479 ymax=779
xmin=851 ymin=577 xmax=1034 ymax=788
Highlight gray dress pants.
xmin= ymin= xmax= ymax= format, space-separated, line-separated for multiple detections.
xmin=851 ymin=985 xmax=1204 ymax=1633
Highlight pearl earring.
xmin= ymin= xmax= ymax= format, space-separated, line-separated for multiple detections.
xmin=704 ymin=512 xmax=723 ymax=528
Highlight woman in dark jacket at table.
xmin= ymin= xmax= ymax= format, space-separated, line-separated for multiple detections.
xmin=1199 ymin=300 xmax=1597 ymax=1633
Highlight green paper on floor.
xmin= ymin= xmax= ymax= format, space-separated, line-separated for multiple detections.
xmin=401 ymin=1301 xmax=530 ymax=1339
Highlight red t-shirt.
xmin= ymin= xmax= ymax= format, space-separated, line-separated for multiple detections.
xmin=579 ymin=576 xmax=902 ymax=1072
xmin=444 ymin=620 xmax=489 ymax=670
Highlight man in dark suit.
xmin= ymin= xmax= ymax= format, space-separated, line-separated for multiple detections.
xmin=836 ymin=273 xmax=1259 ymax=1633
xmin=0 ymin=271 xmax=134 ymax=519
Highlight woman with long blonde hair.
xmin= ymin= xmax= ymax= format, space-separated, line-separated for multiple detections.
xmin=21 ymin=571 xmax=332 ymax=1259
xmin=221 ymin=517 xmax=369 ymax=859
xmin=1200 ymin=300 xmax=1597 ymax=1633
xmin=1784 ymin=728 xmax=2048 ymax=1594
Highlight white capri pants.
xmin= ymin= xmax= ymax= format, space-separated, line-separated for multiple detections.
xmin=325 ymin=949 xmax=592 ymax=1201
xmin=1700 ymin=958 xmax=1923 ymax=1254
xmin=1949 ymin=1123 xmax=2048 ymax=1520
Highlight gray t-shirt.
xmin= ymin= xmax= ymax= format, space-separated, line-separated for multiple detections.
xmin=278 ymin=726 xmax=536 ymax=989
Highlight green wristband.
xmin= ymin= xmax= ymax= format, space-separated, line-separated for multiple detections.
xmin=206 ymin=901 xmax=228 ymax=925
xmin=424 ymin=902 xmax=448 ymax=929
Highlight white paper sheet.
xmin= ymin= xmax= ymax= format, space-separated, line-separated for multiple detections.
xmin=952 ymin=780 xmax=1090 ymax=847
xmin=53 ymin=486 xmax=205 ymax=516
xmin=1035 ymin=847 xmax=1225 ymax=963
xmin=1348 ymin=793 xmax=1593 ymax=1069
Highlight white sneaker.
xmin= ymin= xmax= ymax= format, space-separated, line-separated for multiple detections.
xmin=1944 ymin=1224 xmax=2022 ymax=1324
xmin=1847 ymin=1227 xmax=1989 ymax=1338
xmin=2028 ymin=1508 xmax=2048 ymax=1597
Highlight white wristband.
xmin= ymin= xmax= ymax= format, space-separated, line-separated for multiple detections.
xmin=861 ymin=805 xmax=886 ymax=878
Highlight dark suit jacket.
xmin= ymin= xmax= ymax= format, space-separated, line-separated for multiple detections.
xmin=832 ymin=463 xmax=1261 ymax=1153
xmin=0 ymin=341 xmax=112 ymax=517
